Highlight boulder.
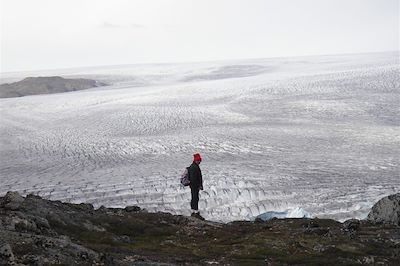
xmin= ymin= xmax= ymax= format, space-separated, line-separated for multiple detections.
xmin=125 ymin=205 xmax=141 ymax=212
xmin=32 ymin=216 xmax=51 ymax=230
xmin=367 ymin=193 xmax=400 ymax=226
xmin=83 ymin=220 xmax=106 ymax=232
xmin=1 ymin=191 xmax=24 ymax=210
xmin=343 ymin=219 xmax=360 ymax=231
xmin=15 ymin=218 xmax=38 ymax=233
xmin=0 ymin=243 xmax=15 ymax=265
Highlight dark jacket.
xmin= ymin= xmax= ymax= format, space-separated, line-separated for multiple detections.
xmin=188 ymin=162 xmax=203 ymax=189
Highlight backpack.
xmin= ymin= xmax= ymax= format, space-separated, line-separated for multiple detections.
xmin=180 ymin=167 xmax=190 ymax=186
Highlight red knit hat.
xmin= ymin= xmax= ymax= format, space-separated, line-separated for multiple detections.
xmin=193 ymin=153 xmax=202 ymax=162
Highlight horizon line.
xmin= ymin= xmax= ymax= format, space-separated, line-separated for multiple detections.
xmin=1 ymin=50 xmax=398 ymax=75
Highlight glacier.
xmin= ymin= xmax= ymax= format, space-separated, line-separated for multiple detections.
xmin=0 ymin=51 xmax=399 ymax=222
xmin=255 ymin=207 xmax=311 ymax=221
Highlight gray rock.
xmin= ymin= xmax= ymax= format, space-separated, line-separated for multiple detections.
xmin=303 ymin=227 xmax=330 ymax=236
xmin=66 ymin=242 xmax=99 ymax=262
xmin=15 ymin=218 xmax=38 ymax=233
xmin=302 ymin=220 xmax=319 ymax=228
xmin=125 ymin=205 xmax=141 ymax=212
xmin=26 ymin=194 xmax=42 ymax=200
xmin=113 ymin=235 xmax=135 ymax=244
xmin=2 ymin=214 xmax=40 ymax=233
xmin=100 ymin=253 xmax=114 ymax=265
xmin=367 ymin=193 xmax=400 ymax=226
xmin=78 ymin=203 xmax=94 ymax=211
xmin=343 ymin=219 xmax=360 ymax=231
xmin=96 ymin=205 xmax=108 ymax=212
xmin=34 ymin=237 xmax=54 ymax=248
xmin=313 ymin=244 xmax=328 ymax=253
xmin=21 ymin=254 xmax=43 ymax=266
xmin=1 ymin=191 xmax=24 ymax=210
xmin=83 ymin=220 xmax=106 ymax=232
xmin=361 ymin=256 xmax=375 ymax=264
xmin=46 ymin=212 xmax=66 ymax=226
xmin=32 ymin=216 xmax=50 ymax=229
xmin=0 ymin=243 xmax=15 ymax=265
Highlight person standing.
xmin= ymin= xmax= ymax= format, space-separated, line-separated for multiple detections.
xmin=188 ymin=153 xmax=204 ymax=220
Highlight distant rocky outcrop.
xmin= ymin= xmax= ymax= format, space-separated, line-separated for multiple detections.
xmin=367 ymin=193 xmax=400 ymax=225
xmin=0 ymin=76 xmax=107 ymax=98
xmin=0 ymin=191 xmax=399 ymax=265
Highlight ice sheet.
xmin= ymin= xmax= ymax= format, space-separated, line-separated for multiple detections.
xmin=1 ymin=52 xmax=399 ymax=222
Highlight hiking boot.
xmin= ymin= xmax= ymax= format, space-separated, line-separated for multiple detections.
xmin=191 ymin=212 xmax=205 ymax=221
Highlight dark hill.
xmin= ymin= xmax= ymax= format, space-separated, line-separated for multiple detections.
xmin=0 ymin=76 xmax=107 ymax=98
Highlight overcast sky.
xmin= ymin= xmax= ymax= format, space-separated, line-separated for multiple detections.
xmin=1 ymin=0 xmax=398 ymax=72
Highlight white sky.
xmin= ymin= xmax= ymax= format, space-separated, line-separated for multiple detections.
xmin=0 ymin=0 xmax=399 ymax=72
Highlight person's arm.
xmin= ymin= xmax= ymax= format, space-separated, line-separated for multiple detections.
xmin=199 ymin=167 xmax=203 ymax=190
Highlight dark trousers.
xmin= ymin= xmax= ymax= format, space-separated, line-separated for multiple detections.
xmin=190 ymin=186 xmax=199 ymax=211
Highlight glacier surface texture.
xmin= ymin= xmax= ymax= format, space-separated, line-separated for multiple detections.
xmin=1 ymin=52 xmax=399 ymax=222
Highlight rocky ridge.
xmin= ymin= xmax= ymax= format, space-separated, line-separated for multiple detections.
xmin=0 ymin=192 xmax=399 ymax=265
xmin=0 ymin=76 xmax=106 ymax=98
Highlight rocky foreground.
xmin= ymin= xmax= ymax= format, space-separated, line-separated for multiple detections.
xmin=0 ymin=192 xmax=399 ymax=266
xmin=0 ymin=76 xmax=106 ymax=98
